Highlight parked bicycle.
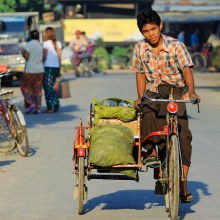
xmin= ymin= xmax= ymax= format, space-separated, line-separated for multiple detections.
xmin=189 ymin=43 xmax=212 ymax=72
xmin=0 ymin=70 xmax=29 ymax=156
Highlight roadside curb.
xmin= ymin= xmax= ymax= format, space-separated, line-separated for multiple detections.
xmin=105 ymin=69 xmax=133 ymax=74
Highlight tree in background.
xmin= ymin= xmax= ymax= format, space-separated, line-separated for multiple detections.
xmin=0 ymin=0 xmax=16 ymax=12
xmin=16 ymin=0 xmax=44 ymax=12
xmin=0 ymin=0 xmax=44 ymax=13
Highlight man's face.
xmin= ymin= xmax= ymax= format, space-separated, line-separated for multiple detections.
xmin=141 ymin=22 xmax=162 ymax=45
xmin=75 ymin=32 xmax=81 ymax=39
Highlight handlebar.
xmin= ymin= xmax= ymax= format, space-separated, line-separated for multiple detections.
xmin=141 ymin=94 xmax=198 ymax=104
xmin=141 ymin=94 xmax=200 ymax=113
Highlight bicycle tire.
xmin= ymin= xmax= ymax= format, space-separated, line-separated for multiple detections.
xmin=11 ymin=109 xmax=29 ymax=157
xmin=89 ymin=103 xmax=94 ymax=127
xmin=0 ymin=113 xmax=16 ymax=153
xmin=191 ymin=52 xmax=207 ymax=72
xmin=0 ymin=133 xmax=16 ymax=153
xmin=167 ymin=135 xmax=180 ymax=220
xmin=77 ymin=156 xmax=85 ymax=215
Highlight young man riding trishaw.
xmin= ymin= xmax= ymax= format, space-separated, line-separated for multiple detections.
xmin=131 ymin=9 xmax=201 ymax=203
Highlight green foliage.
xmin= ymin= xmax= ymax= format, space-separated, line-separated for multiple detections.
xmin=211 ymin=46 xmax=220 ymax=67
xmin=95 ymin=37 xmax=105 ymax=48
xmin=18 ymin=0 xmax=44 ymax=12
xmin=93 ymin=47 xmax=110 ymax=70
xmin=61 ymin=64 xmax=73 ymax=72
xmin=0 ymin=0 xmax=16 ymax=12
xmin=111 ymin=46 xmax=133 ymax=67
xmin=0 ymin=0 xmax=44 ymax=13
xmin=112 ymin=46 xmax=129 ymax=58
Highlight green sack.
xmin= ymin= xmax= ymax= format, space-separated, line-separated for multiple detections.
xmin=89 ymin=124 xmax=136 ymax=178
xmin=93 ymin=97 xmax=136 ymax=125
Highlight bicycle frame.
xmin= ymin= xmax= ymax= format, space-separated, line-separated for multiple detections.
xmin=140 ymin=92 xmax=198 ymax=179
xmin=73 ymin=119 xmax=89 ymax=173
xmin=0 ymin=71 xmax=15 ymax=131
xmin=0 ymin=70 xmax=29 ymax=157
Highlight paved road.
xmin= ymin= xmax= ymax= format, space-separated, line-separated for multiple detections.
xmin=0 ymin=71 xmax=220 ymax=220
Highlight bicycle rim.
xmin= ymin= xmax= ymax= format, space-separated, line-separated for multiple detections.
xmin=12 ymin=110 xmax=29 ymax=157
xmin=0 ymin=113 xmax=16 ymax=153
xmin=168 ymin=135 xmax=180 ymax=220
xmin=191 ymin=52 xmax=206 ymax=72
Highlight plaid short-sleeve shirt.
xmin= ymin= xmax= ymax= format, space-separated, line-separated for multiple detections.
xmin=130 ymin=35 xmax=194 ymax=93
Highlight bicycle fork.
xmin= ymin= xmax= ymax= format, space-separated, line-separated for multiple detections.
xmin=73 ymin=120 xmax=89 ymax=172
xmin=168 ymin=114 xmax=184 ymax=182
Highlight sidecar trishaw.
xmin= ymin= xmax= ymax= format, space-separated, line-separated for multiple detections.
xmin=73 ymin=97 xmax=183 ymax=220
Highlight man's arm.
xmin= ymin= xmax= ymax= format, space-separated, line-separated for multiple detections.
xmin=134 ymin=72 xmax=146 ymax=109
xmin=182 ymin=66 xmax=200 ymax=102
xmin=136 ymin=72 xmax=146 ymax=98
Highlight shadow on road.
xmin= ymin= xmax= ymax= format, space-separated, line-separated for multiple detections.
xmin=27 ymin=146 xmax=38 ymax=157
xmin=83 ymin=180 xmax=211 ymax=219
xmin=83 ymin=189 xmax=161 ymax=213
xmin=24 ymin=104 xmax=79 ymax=128
xmin=179 ymin=180 xmax=212 ymax=219
xmin=0 ymin=159 xmax=16 ymax=168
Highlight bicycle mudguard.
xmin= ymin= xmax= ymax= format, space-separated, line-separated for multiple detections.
xmin=16 ymin=110 xmax=26 ymax=126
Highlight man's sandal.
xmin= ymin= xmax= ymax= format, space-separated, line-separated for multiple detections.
xmin=180 ymin=193 xmax=193 ymax=203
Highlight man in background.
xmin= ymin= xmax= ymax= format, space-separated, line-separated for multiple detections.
xmin=190 ymin=29 xmax=200 ymax=52
xmin=69 ymin=30 xmax=88 ymax=76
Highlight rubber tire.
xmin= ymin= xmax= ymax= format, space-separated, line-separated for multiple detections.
xmin=89 ymin=103 xmax=94 ymax=127
xmin=168 ymin=135 xmax=180 ymax=220
xmin=12 ymin=110 xmax=29 ymax=157
xmin=77 ymin=156 xmax=85 ymax=215
xmin=16 ymin=126 xmax=29 ymax=157
xmin=0 ymin=134 xmax=16 ymax=153
xmin=0 ymin=113 xmax=16 ymax=153
xmin=191 ymin=52 xmax=206 ymax=72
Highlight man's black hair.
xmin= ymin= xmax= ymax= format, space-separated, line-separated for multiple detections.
xmin=30 ymin=30 xmax=39 ymax=40
xmin=137 ymin=9 xmax=161 ymax=33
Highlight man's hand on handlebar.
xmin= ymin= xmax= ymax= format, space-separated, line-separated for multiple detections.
xmin=133 ymin=98 xmax=142 ymax=110
xmin=181 ymin=92 xmax=201 ymax=104
xmin=189 ymin=93 xmax=201 ymax=104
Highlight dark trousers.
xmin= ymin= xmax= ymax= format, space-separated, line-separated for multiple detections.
xmin=43 ymin=67 xmax=60 ymax=110
xmin=141 ymin=85 xmax=192 ymax=166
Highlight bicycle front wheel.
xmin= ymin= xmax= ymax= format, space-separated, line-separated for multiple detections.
xmin=77 ymin=157 xmax=85 ymax=215
xmin=167 ymin=135 xmax=180 ymax=220
xmin=11 ymin=108 xmax=29 ymax=157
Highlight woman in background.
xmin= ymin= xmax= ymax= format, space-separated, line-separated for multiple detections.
xmin=43 ymin=27 xmax=62 ymax=113
xmin=21 ymin=30 xmax=44 ymax=114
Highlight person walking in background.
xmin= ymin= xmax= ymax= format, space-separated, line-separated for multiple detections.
xmin=69 ymin=30 xmax=88 ymax=76
xmin=81 ymin=31 xmax=96 ymax=57
xmin=177 ymin=30 xmax=185 ymax=43
xmin=43 ymin=27 xmax=62 ymax=113
xmin=21 ymin=30 xmax=44 ymax=114
xmin=190 ymin=29 xmax=200 ymax=52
